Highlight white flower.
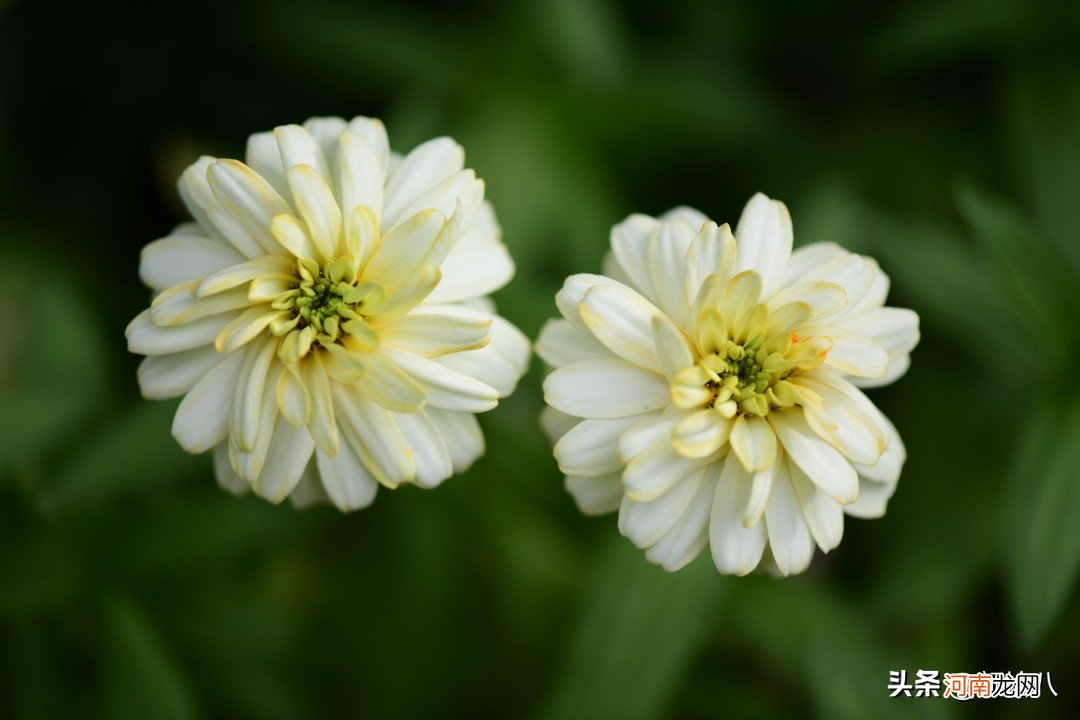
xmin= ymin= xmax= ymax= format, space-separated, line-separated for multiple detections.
xmin=128 ymin=116 xmax=530 ymax=510
xmin=538 ymin=194 xmax=919 ymax=575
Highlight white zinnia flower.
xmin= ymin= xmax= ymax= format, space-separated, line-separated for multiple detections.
xmin=128 ymin=116 xmax=529 ymax=510
xmin=538 ymin=194 xmax=919 ymax=575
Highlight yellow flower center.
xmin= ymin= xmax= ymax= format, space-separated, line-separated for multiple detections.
xmin=269 ymin=257 xmax=383 ymax=364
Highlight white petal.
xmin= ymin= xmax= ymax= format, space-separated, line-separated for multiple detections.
xmin=609 ymin=214 xmax=659 ymax=301
xmin=315 ymin=443 xmax=378 ymax=512
xmin=540 ymin=406 xmax=580 ymax=445
xmin=252 ymin=418 xmax=315 ymax=503
xmin=207 ymin=159 xmax=292 ymax=255
xmin=140 ymin=233 xmax=244 ymax=292
xmin=782 ymin=242 xmax=845 ymax=286
xmin=709 ymin=456 xmax=768 ymax=575
xmin=345 ymin=116 xmax=390 ymax=177
xmin=579 ymin=284 xmax=665 ymax=372
xmin=565 ymin=472 xmax=623 ymax=516
xmin=286 ymin=164 xmax=343 ymax=260
xmin=434 ymin=313 xmax=530 ymax=397
xmin=768 ymin=410 xmax=859 ymax=504
xmin=137 ymin=346 xmax=223 ymax=400
xmin=623 ymin=439 xmax=715 ymax=502
xmin=288 ymin=460 xmax=331 ymax=510
xmin=382 ymin=137 xmax=464 ymax=230
xmin=646 ymin=219 xmax=695 ymax=326
xmin=426 ymin=239 xmax=515 ymax=303
xmin=245 ymin=131 xmax=289 ymax=199
xmin=382 ymin=346 xmax=499 ymax=413
xmin=799 ymin=325 xmax=889 ymax=378
xmin=535 ymin=319 xmax=611 ymax=368
xmin=764 ymin=462 xmax=816 ymax=576
xmin=378 ymin=312 xmax=491 ymax=358
xmin=789 ymin=459 xmax=844 ymax=552
xmin=332 ymin=385 xmax=416 ymax=487
xmin=651 ymin=314 xmax=696 ymax=381
xmin=734 ymin=193 xmax=793 ymax=297
xmin=426 ymin=408 xmax=485 ymax=473
xmin=792 ymin=253 xmax=875 ymax=320
xmin=794 ymin=375 xmax=884 ymax=465
xmin=620 ymin=469 xmax=703 ymax=548
xmin=766 ymin=281 xmax=847 ymax=321
xmin=395 ymin=410 xmax=454 ymax=488
xmin=554 ymin=416 xmax=640 ymax=476
xmin=126 ymin=309 xmax=236 ymax=356
xmin=684 ymin=221 xmax=736 ymax=308
xmin=213 ymin=443 xmax=250 ymax=495
xmin=365 ymin=209 xmax=448 ymax=289
xmin=840 ymin=307 xmax=919 ymax=382
xmin=229 ymin=337 xmax=278 ymax=450
xmin=844 ymin=477 xmax=896 ymax=519
xmin=644 ymin=471 xmax=715 ymax=571
xmin=338 ymin=131 xmax=385 ymax=224
xmin=171 ymin=348 xmax=246 ymax=453
xmin=543 ymin=359 xmax=669 ymax=419
xmin=554 ymin=273 xmax=627 ymax=331
xmin=274 ymin=124 xmax=331 ymax=178
xmin=178 ymin=156 xmax=263 ymax=259
xmin=729 ymin=414 xmax=778 ymax=472
xmin=617 ymin=409 xmax=678 ymax=461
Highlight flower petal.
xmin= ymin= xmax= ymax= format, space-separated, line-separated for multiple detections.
xmin=140 ymin=233 xmax=244 ymax=292
xmin=768 ymin=410 xmax=859 ymax=505
xmin=709 ymin=457 xmax=768 ymax=575
xmin=565 ymin=472 xmax=623 ymax=516
xmin=126 ymin=309 xmax=237 ymax=356
xmin=620 ymin=469 xmax=704 ymax=548
xmin=382 ymin=346 xmax=499 ymax=413
xmin=789 ymin=459 xmax=844 ymax=552
xmin=426 ymin=408 xmax=485 ymax=473
xmin=382 ymin=137 xmax=464 ymax=230
xmin=764 ymin=462 xmax=816 ymax=576
xmin=579 ymin=283 xmax=665 ymax=372
xmin=137 ymin=346 xmax=223 ymax=400
xmin=171 ymin=348 xmax=246 ymax=453
xmin=554 ymin=416 xmax=640 ymax=476
xmin=535 ymin=319 xmax=611 ymax=368
xmin=730 ymin=414 xmax=778 ymax=472
xmin=543 ymin=359 xmax=669 ymax=419
xmin=684 ymin=221 xmax=737 ymax=307
xmin=734 ymin=193 xmax=793 ymax=297
xmin=251 ymin=418 xmax=315 ymax=503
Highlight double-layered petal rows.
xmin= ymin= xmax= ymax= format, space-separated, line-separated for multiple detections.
xmin=128 ymin=117 xmax=529 ymax=510
xmin=539 ymin=195 xmax=918 ymax=575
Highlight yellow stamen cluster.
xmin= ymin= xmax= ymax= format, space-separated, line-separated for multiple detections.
xmin=269 ymin=258 xmax=382 ymax=364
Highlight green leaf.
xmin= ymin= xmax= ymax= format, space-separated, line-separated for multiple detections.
xmin=538 ymin=536 xmax=724 ymax=720
xmin=1004 ymin=400 xmax=1080 ymax=650
xmin=101 ymin=595 xmax=202 ymax=720
xmin=41 ymin=400 xmax=206 ymax=513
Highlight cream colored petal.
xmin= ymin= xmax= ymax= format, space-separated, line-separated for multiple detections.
xmin=171 ymin=348 xmax=246 ymax=453
xmin=245 ymin=131 xmax=289 ymax=199
xmin=215 ymin=305 xmax=289 ymax=355
xmin=792 ymin=253 xmax=875 ymax=320
xmin=734 ymin=193 xmax=793 ymax=297
xmin=646 ymin=219 xmax=696 ymax=327
xmin=425 ymin=239 xmax=515 ymax=303
xmin=766 ymin=281 xmax=847 ymax=321
xmin=345 ymin=116 xmax=390 ymax=177
xmin=792 ymin=374 xmax=884 ymax=465
xmin=315 ymin=443 xmax=379 ymax=512
xmin=645 ymin=470 xmax=715 ymax=571
xmin=434 ymin=313 xmax=530 ymax=397
xmin=672 ymin=409 xmax=732 ymax=459
xmin=623 ymin=438 xmax=716 ymax=502
xmin=554 ymin=273 xmax=627 ymax=330
xmin=276 ymin=366 xmax=310 ymax=427
xmin=579 ymin=284 xmax=665 ymax=372
xmin=229 ymin=365 xmax=282 ymax=483
xmin=286 ymin=164 xmax=342 ymax=260
xmin=619 ymin=469 xmax=704 ymax=548
xmin=729 ymin=414 xmax=779 ymax=472
xmin=768 ymin=410 xmax=859 ymax=504
xmin=150 ymin=284 xmax=253 ymax=326
xmin=540 ymin=406 xmax=580 ymax=445
xmin=394 ymin=410 xmax=454 ymax=488
xmin=743 ymin=460 xmax=779 ymax=529
xmin=138 ymin=346 xmax=224 ymax=400
xmin=229 ymin=337 xmax=278 ymax=451
xmin=377 ymin=312 xmax=491 ymax=358
xmin=426 ymin=408 xmax=485 ymax=473
xmin=394 ymin=170 xmax=483 ymax=238
xmin=543 ymin=359 xmax=669 ymax=419
xmin=300 ymin=352 xmax=339 ymax=455
xmin=382 ymin=137 xmax=465 ymax=230
xmin=716 ymin=270 xmax=763 ymax=338
xmin=554 ymin=416 xmax=640 ymax=477
xmin=651 ymin=314 xmax=697 ymax=381
xmin=178 ymin=156 xmax=263 ymax=259
xmin=126 ymin=309 xmax=237 ymax=356
xmin=213 ymin=443 xmax=250 ymax=495
xmin=344 ymin=205 xmax=380 ymax=270
xmin=616 ymin=409 xmax=678 ymax=462
xmin=843 ymin=477 xmax=896 ymax=519
xmin=332 ymin=384 xmax=416 ymax=487
xmin=764 ymin=462 xmax=816 ymax=576
xmin=270 ymin=213 xmax=321 ymax=263
xmin=274 ymin=124 xmax=331 ymax=179
xmin=565 ymin=472 xmax=623 ymax=516
xmin=609 ymin=213 xmax=659 ymax=301
xmin=365 ymin=209 xmax=448 ymax=289
xmin=339 ymin=131 xmax=385 ymax=226
xmin=839 ymin=307 xmax=919 ymax=378
xmin=140 ymin=234 xmax=244 ymax=292
xmin=366 ymin=264 xmax=441 ymax=321
xmin=709 ymin=457 xmax=768 ymax=575
xmin=382 ymin=346 xmax=498 ymax=413
xmin=288 ymin=460 xmax=330 ymax=510
xmin=781 ymin=242 xmax=845 ymax=286
xmin=535 ymin=318 xmax=612 ymax=368
xmin=684 ymin=221 xmax=736 ymax=308
xmin=800 ymin=325 xmax=889 ymax=378
xmin=194 ymin=255 xmax=295 ymax=298
xmin=353 ymin=350 xmax=428 ymax=413
xmin=207 ymin=159 xmax=292 ymax=255
xmin=251 ymin=418 xmax=315 ymax=503
xmin=789 ymin=458 xmax=844 ymax=552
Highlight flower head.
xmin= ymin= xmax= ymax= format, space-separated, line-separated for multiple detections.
xmin=538 ymin=195 xmax=918 ymax=575
xmin=129 ymin=116 xmax=529 ymax=510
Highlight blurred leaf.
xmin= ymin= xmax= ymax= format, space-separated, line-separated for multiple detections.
xmin=41 ymin=400 xmax=206 ymax=513
xmin=1006 ymin=67 xmax=1080 ymax=274
xmin=729 ymin=579 xmax=954 ymax=720
xmin=0 ymin=257 xmax=106 ymax=473
xmin=1004 ymin=400 xmax=1080 ymax=651
xmin=538 ymin=537 xmax=724 ymax=720
xmin=101 ymin=595 xmax=202 ymax=720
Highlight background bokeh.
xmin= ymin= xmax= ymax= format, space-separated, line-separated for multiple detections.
xmin=1 ymin=0 xmax=1079 ymax=717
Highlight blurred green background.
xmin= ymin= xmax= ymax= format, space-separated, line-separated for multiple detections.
xmin=2 ymin=0 xmax=1079 ymax=717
